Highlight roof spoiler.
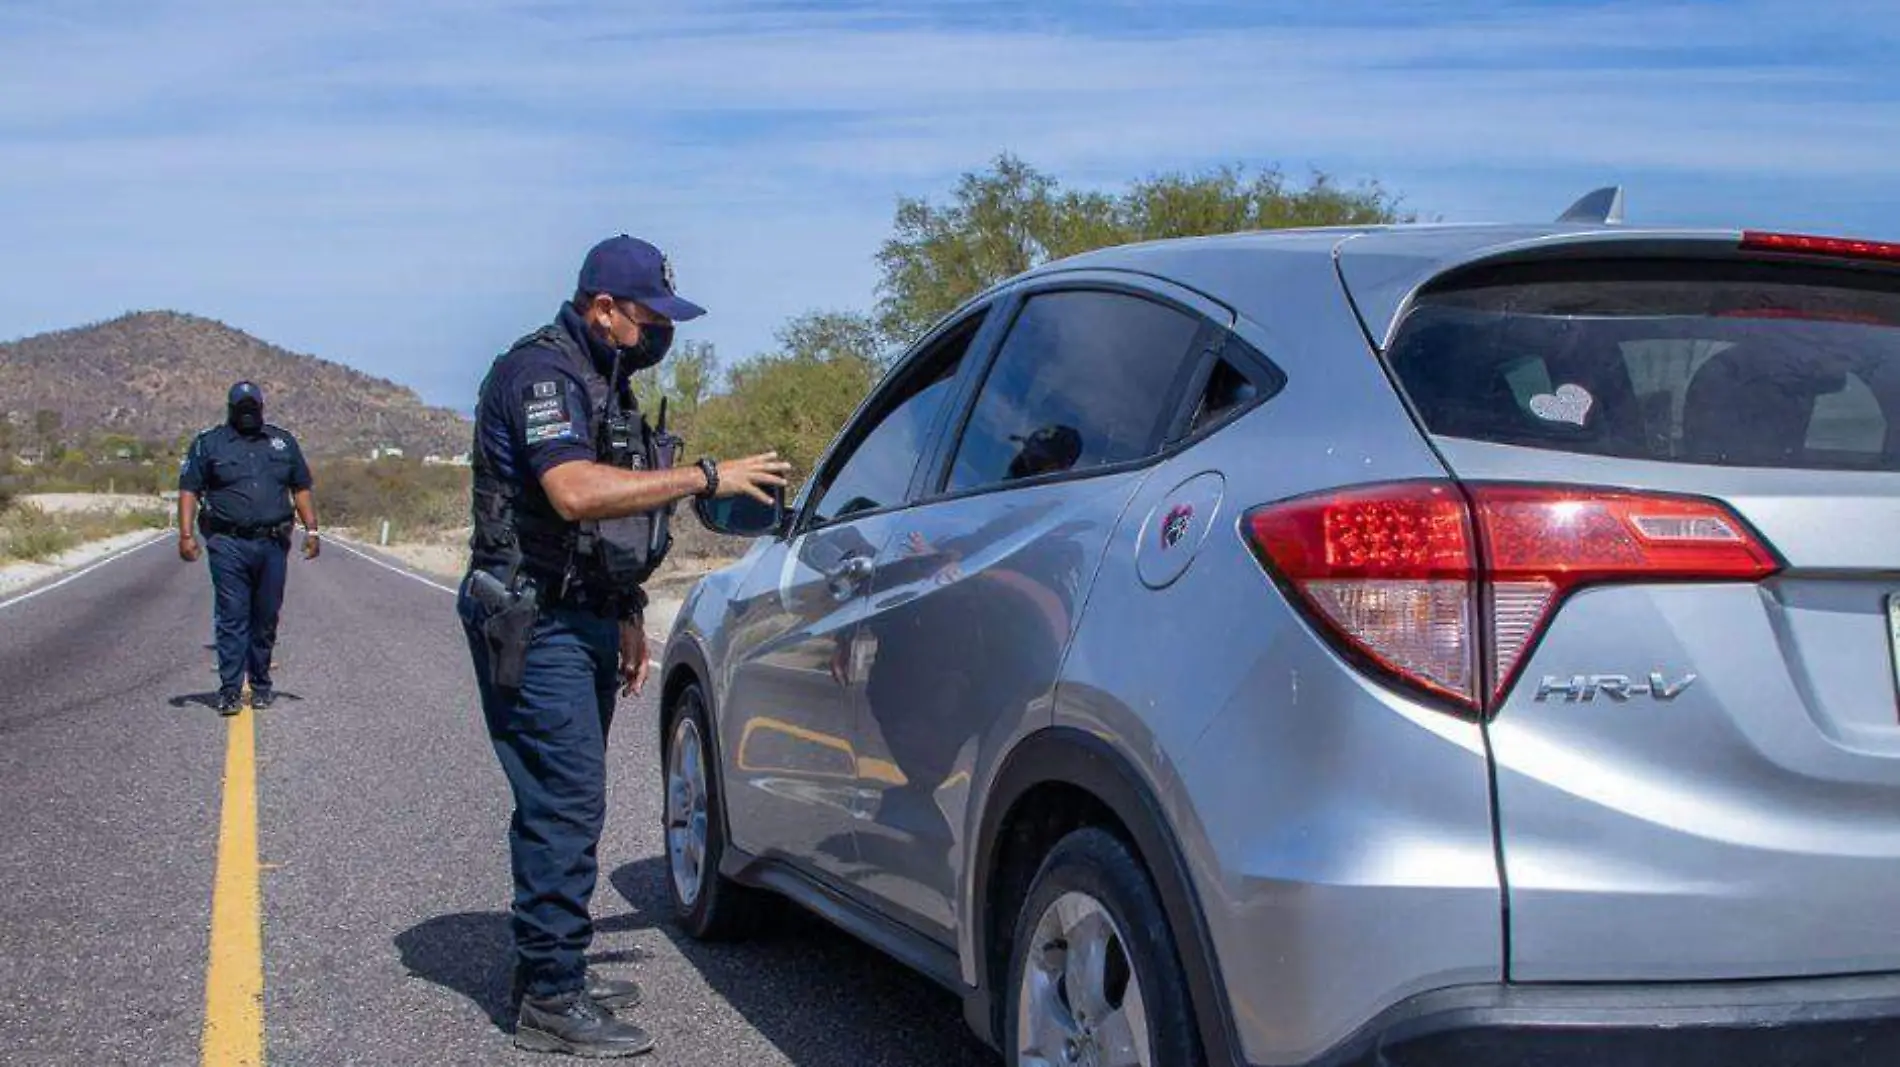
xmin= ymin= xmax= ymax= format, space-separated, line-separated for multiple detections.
xmin=1557 ymin=186 xmax=1626 ymax=225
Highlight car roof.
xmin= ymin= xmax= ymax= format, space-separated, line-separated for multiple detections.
xmin=1017 ymin=222 xmax=1752 ymax=348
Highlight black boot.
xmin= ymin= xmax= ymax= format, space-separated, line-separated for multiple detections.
xmin=513 ymin=970 xmax=643 ymax=1013
xmin=585 ymin=973 xmax=642 ymax=1012
xmin=217 ymin=690 xmax=242 ymax=716
xmin=251 ymin=689 xmax=275 ymax=710
xmin=514 ymin=990 xmax=654 ymax=1058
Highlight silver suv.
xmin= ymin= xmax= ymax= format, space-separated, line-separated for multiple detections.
xmin=660 ymin=196 xmax=1900 ymax=1066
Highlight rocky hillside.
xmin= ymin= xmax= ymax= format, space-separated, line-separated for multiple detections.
xmin=0 ymin=312 xmax=470 ymax=458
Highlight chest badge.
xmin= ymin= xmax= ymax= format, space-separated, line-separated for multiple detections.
xmin=271 ymin=437 xmax=287 ymax=451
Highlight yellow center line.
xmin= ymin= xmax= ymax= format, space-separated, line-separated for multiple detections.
xmin=202 ymin=691 xmax=263 ymax=1066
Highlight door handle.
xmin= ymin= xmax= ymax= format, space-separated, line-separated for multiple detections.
xmin=826 ymin=555 xmax=875 ymax=600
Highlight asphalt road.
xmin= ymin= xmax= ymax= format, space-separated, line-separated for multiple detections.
xmin=0 ymin=536 xmax=996 ymax=1066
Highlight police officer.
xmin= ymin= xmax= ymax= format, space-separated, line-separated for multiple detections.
xmin=460 ymin=235 xmax=788 ymax=1058
xmin=177 ymin=382 xmax=321 ymax=715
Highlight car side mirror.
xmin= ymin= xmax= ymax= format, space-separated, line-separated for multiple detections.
xmin=693 ymin=485 xmax=788 ymax=539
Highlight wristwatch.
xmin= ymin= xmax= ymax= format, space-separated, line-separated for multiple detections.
xmin=696 ymin=457 xmax=720 ymax=499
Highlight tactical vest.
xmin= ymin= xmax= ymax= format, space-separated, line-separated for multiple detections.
xmin=469 ymin=323 xmax=677 ymax=614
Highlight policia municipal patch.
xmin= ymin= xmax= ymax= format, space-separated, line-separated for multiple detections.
xmin=522 ymin=381 xmax=575 ymax=444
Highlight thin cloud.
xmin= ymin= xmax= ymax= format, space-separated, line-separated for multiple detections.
xmin=1 ymin=0 xmax=1895 ymax=407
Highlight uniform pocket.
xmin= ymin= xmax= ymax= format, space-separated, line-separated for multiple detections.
xmin=503 ymin=615 xmax=595 ymax=737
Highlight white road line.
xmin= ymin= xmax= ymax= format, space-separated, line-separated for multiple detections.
xmin=330 ymin=537 xmax=664 ymax=668
xmin=329 ymin=538 xmax=460 ymax=595
xmin=0 ymin=532 xmax=172 ymax=614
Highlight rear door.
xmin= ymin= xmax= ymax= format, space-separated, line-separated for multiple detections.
xmin=1380 ymin=253 xmax=1900 ymax=981
xmin=848 ymin=282 xmax=1222 ymax=938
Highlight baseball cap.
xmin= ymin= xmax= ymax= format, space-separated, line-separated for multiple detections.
xmin=228 ymin=381 xmax=265 ymax=407
xmin=576 ymin=235 xmax=706 ymax=322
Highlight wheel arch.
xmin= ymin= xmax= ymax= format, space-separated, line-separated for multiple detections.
xmin=658 ymin=634 xmax=740 ymax=851
xmin=966 ymin=726 xmax=1243 ymax=1066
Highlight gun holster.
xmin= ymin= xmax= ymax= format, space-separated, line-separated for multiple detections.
xmin=469 ymin=570 xmax=539 ymax=690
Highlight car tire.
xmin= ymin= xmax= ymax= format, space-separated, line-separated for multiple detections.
xmin=663 ymin=681 xmax=766 ymax=941
xmin=1004 ymin=827 xmax=1205 ymax=1067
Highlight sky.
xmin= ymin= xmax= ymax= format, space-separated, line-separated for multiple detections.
xmin=3 ymin=0 xmax=1898 ymax=413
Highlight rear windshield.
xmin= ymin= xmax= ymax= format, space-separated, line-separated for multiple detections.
xmin=1386 ymin=265 xmax=1900 ymax=471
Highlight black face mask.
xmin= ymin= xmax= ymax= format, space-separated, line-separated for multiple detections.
xmin=229 ymin=401 xmax=264 ymax=435
xmin=620 ymin=323 xmax=674 ymax=373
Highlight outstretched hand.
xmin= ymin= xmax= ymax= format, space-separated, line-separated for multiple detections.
xmin=716 ymin=452 xmax=793 ymax=505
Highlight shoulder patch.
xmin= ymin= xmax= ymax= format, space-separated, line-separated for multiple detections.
xmin=521 ymin=380 xmax=576 ymax=444
xmin=522 ymin=381 xmax=572 ymax=424
xmin=525 ymin=421 xmax=577 ymax=445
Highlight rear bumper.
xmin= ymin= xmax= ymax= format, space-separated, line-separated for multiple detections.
xmin=1307 ymin=972 xmax=1900 ymax=1067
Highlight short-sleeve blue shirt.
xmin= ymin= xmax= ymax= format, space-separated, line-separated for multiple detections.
xmin=178 ymin=424 xmax=313 ymax=527
xmin=473 ymin=303 xmax=617 ymax=499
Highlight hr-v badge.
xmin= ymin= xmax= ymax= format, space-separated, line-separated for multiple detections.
xmin=1138 ymin=472 xmax=1224 ymax=590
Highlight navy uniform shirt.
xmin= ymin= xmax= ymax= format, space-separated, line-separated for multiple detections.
xmin=473 ymin=304 xmax=616 ymax=509
xmin=179 ymin=424 xmax=313 ymax=527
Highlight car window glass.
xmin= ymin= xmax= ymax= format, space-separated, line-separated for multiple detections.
xmin=1185 ymin=338 xmax=1287 ymax=437
xmin=1389 ymin=275 xmax=1900 ymax=471
xmin=947 ymin=291 xmax=1201 ymax=494
xmin=810 ymin=320 xmax=978 ymax=525
xmin=1807 ymin=369 xmax=1885 ymax=454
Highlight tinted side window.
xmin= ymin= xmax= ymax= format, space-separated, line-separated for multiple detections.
xmin=810 ymin=320 xmax=978 ymax=526
xmin=1184 ymin=336 xmax=1287 ymax=438
xmin=947 ymin=291 xmax=1202 ymax=494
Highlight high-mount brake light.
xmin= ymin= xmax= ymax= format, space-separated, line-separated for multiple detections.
xmin=1741 ymin=231 xmax=1900 ymax=264
xmin=1244 ymin=483 xmax=1780 ymax=716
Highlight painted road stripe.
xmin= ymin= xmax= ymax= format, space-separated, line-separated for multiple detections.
xmin=329 ymin=537 xmax=459 ymax=595
xmin=0 ymin=532 xmax=170 ymax=613
xmin=330 ymin=538 xmax=664 ymax=668
xmin=202 ymin=700 xmax=263 ymax=1066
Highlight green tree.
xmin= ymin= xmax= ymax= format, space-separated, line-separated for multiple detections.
xmin=876 ymin=156 xmax=1058 ymax=345
xmin=772 ymin=311 xmax=884 ymax=369
xmin=694 ymin=312 xmax=882 ymax=482
xmin=632 ymin=339 xmax=717 ymax=443
xmin=33 ymin=409 xmax=62 ymax=454
xmin=875 ymin=154 xmax=1410 ymax=344
xmin=669 ymin=340 xmax=715 ymax=420
xmin=97 ymin=433 xmax=144 ymax=461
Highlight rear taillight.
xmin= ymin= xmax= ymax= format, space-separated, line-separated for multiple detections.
xmin=1244 ymin=482 xmax=1780 ymax=716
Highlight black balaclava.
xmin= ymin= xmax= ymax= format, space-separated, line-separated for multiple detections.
xmin=228 ymin=381 xmax=265 ymax=436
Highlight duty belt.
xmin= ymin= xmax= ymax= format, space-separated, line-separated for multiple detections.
xmin=541 ymin=581 xmax=624 ymax=618
xmin=201 ymin=514 xmax=293 ymax=540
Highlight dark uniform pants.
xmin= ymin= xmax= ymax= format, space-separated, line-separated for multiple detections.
xmin=458 ymin=581 xmax=619 ymax=998
xmin=207 ymin=532 xmax=289 ymax=696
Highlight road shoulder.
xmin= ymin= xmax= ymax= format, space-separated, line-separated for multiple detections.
xmin=0 ymin=527 xmax=172 ymax=601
